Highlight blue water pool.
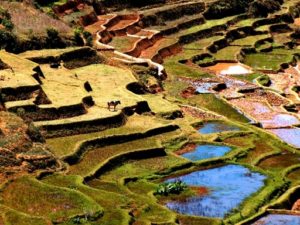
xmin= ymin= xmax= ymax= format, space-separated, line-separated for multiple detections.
xmin=180 ymin=144 xmax=232 ymax=161
xmin=269 ymin=128 xmax=300 ymax=148
xmin=165 ymin=164 xmax=266 ymax=218
xmin=253 ymin=214 xmax=300 ymax=225
xmin=198 ymin=122 xmax=240 ymax=134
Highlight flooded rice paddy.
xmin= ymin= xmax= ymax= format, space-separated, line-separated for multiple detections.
xmin=198 ymin=121 xmax=241 ymax=134
xmin=252 ymin=214 xmax=300 ymax=225
xmin=268 ymin=128 xmax=300 ymax=148
xmin=179 ymin=144 xmax=232 ymax=161
xmin=164 ymin=164 xmax=266 ymax=218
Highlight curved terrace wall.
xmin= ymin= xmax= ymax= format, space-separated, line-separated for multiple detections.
xmin=63 ymin=124 xmax=179 ymax=164
xmin=140 ymin=2 xmax=205 ymax=27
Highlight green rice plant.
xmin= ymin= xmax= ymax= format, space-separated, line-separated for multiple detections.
xmin=155 ymin=180 xmax=187 ymax=196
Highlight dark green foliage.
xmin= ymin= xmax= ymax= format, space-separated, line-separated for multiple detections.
xmin=99 ymin=0 xmax=165 ymax=9
xmin=0 ymin=7 xmax=14 ymax=30
xmin=27 ymin=123 xmax=45 ymax=143
xmin=248 ymin=0 xmax=283 ymax=17
xmin=74 ymin=28 xmax=84 ymax=46
xmin=155 ymin=181 xmax=187 ymax=196
xmin=83 ymin=31 xmax=93 ymax=46
xmin=204 ymin=0 xmax=253 ymax=19
xmin=46 ymin=27 xmax=66 ymax=48
xmin=0 ymin=7 xmax=10 ymax=19
xmin=292 ymin=28 xmax=300 ymax=39
xmin=1 ymin=18 xmax=14 ymax=30
xmin=34 ymin=0 xmax=57 ymax=7
xmin=257 ymin=74 xmax=271 ymax=86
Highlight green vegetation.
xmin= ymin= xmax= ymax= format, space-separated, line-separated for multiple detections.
xmin=155 ymin=181 xmax=187 ymax=196
xmin=257 ymin=74 xmax=271 ymax=86
xmin=188 ymin=94 xmax=250 ymax=122
xmin=1 ymin=176 xmax=103 ymax=222
xmin=242 ymin=48 xmax=298 ymax=71
xmin=0 ymin=7 xmax=13 ymax=30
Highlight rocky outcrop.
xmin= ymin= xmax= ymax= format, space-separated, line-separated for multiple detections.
xmin=0 ymin=112 xmax=60 ymax=182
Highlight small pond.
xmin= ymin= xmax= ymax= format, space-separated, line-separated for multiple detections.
xmin=252 ymin=214 xmax=300 ymax=225
xmin=179 ymin=144 xmax=232 ymax=161
xmin=196 ymin=83 xmax=219 ymax=94
xmin=269 ymin=128 xmax=300 ymax=148
xmin=261 ymin=114 xmax=300 ymax=128
xmin=198 ymin=121 xmax=241 ymax=134
xmin=164 ymin=164 xmax=266 ymax=218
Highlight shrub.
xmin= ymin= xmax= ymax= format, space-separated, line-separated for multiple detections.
xmin=74 ymin=28 xmax=84 ymax=46
xmin=248 ymin=0 xmax=283 ymax=17
xmin=257 ymin=74 xmax=271 ymax=86
xmin=1 ymin=18 xmax=14 ymax=30
xmin=46 ymin=27 xmax=65 ymax=48
xmin=204 ymin=0 xmax=253 ymax=19
xmin=27 ymin=122 xmax=45 ymax=143
xmin=155 ymin=180 xmax=187 ymax=196
xmin=0 ymin=7 xmax=14 ymax=30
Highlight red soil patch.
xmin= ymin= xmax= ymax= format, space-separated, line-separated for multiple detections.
xmin=206 ymin=63 xmax=252 ymax=75
xmin=190 ymin=186 xmax=210 ymax=196
xmin=181 ymin=106 xmax=221 ymax=120
xmin=175 ymin=143 xmax=197 ymax=155
xmin=85 ymin=19 xmax=107 ymax=34
xmin=108 ymin=19 xmax=137 ymax=31
xmin=135 ymin=29 xmax=156 ymax=38
xmin=294 ymin=18 xmax=300 ymax=26
xmin=85 ymin=15 xmax=116 ymax=34
xmin=246 ymin=89 xmax=290 ymax=107
xmin=140 ymin=37 xmax=167 ymax=58
xmin=292 ymin=199 xmax=300 ymax=211
xmin=181 ymin=86 xmax=196 ymax=98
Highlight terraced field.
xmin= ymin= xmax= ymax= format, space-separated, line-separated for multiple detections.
xmin=1 ymin=0 xmax=300 ymax=224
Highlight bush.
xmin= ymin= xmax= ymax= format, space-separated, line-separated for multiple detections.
xmin=27 ymin=122 xmax=45 ymax=143
xmin=0 ymin=7 xmax=14 ymax=30
xmin=83 ymin=31 xmax=93 ymax=46
xmin=74 ymin=28 xmax=84 ymax=46
xmin=257 ymin=74 xmax=271 ymax=86
xmin=1 ymin=18 xmax=14 ymax=30
xmin=204 ymin=0 xmax=253 ymax=19
xmin=46 ymin=27 xmax=66 ymax=48
xmin=248 ymin=0 xmax=283 ymax=17
xmin=155 ymin=180 xmax=187 ymax=196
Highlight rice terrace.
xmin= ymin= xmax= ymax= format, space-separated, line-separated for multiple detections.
xmin=2 ymin=0 xmax=300 ymax=224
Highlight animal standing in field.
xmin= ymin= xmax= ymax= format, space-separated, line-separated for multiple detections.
xmin=50 ymin=60 xmax=63 ymax=69
xmin=50 ymin=61 xmax=60 ymax=69
xmin=107 ymin=100 xmax=121 ymax=111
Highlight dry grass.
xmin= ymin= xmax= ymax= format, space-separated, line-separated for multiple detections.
xmin=1 ymin=1 xmax=72 ymax=36
xmin=0 ymin=50 xmax=39 ymax=88
xmin=1 ymin=176 xmax=102 ymax=221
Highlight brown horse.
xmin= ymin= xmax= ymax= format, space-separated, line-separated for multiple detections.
xmin=107 ymin=100 xmax=121 ymax=111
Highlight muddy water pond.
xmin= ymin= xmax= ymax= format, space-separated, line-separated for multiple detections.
xmin=164 ymin=165 xmax=266 ymax=218
xmin=198 ymin=121 xmax=241 ymax=134
xmin=269 ymin=128 xmax=300 ymax=148
xmin=252 ymin=214 xmax=300 ymax=225
xmin=178 ymin=144 xmax=232 ymax=161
